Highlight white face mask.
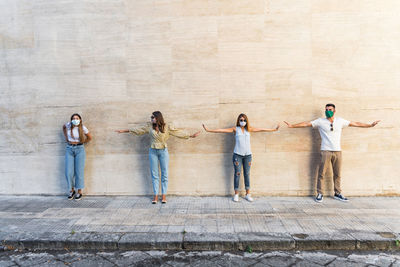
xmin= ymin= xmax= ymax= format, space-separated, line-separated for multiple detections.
xmin=71 ymin=119 xmax=80 ymax=126
xmin=239 ymin=121 xmax=246 ymax=127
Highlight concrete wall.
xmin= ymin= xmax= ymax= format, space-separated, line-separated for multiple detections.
xmin=1 ymin=0 xmax=400 ymax=196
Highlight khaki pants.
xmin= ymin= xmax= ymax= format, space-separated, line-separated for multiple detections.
xmin=317 ymin=151 xmax=342 ymax=195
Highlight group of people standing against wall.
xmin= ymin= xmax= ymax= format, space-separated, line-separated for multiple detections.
xmin=63 ymin=104 xmax=380 ymax=203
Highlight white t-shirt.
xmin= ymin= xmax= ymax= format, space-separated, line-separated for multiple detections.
xmin=65 ymin=122 xmax=89 ymax=143
xmin=311 ymin=117 xmax=350 ymax=151
xmin=233 ymin=127 xmax=252 ymax=156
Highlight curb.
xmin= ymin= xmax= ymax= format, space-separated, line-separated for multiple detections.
xmin=1 ymin=231 xmax=399 ymax=251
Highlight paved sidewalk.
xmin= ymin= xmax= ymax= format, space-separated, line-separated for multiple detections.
xmin=0 ymin=196 xmax=399 ymax=251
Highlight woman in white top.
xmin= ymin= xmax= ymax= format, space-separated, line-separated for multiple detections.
xmin=203 ymin=114 xmax=279 ymax=202
xmin=62 ymin=113 xmax=92 ymax=200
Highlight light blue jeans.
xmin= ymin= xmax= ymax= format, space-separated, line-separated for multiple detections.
xmin=149 ymin=148 xmax=169 ymax=195
xmin=233 ymin=153 xmax=252 ymax=191
xmin=65 ymin=144 xmax=85 ymax=191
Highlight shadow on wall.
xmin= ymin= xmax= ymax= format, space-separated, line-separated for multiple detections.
xmin=58 ymin=130 xmax=67 ymax=194
xmin=131 ymin=134 xmax=153 ymax=195
xmin=222 ymin=129 xmax=236 ymax=195
xmin=310 ymin=109 xmax=321 ymax=196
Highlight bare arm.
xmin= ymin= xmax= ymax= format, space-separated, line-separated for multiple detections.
xmin=202 ymin=124 xmax=235 ymax=133
xmin=115 ymin=129 xmax=129 ymax=133
xmin=62 ymin=125 xmax=68 ymax=142
xmin=284 ymin=121 xmax=312 ymax=128
xmin=349 ymin=120 xmax=380 ymax=128
xmin=84 ymin=132 xmax=92 ymax=143
xmin=250 ymin=124 xmax=280 ymax=132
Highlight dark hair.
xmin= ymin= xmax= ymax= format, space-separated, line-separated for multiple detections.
xmin=70 ymin=113 xmax=86 ymax=143
xmin=325 ymin=103 xmax=336 ymax=109
xmin=236 ymin=113 xmax=249 ymax=131
xmin=152 ymin=111 xmax=166 ymax=133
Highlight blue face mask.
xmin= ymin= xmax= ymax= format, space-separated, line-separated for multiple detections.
xmin=71 ymin=119 xmax=80 ymax=126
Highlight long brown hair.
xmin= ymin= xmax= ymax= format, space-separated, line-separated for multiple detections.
xmin=236 ymin=113 xmax=250 ymax=131
xmin=152 ymin=111 xmax=166 ymax=133
xmin=70 ymin=113 xmax=86 ymax=143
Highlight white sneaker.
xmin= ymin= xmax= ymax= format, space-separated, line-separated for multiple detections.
xmin=233 ymin=194 xmax=239 ymax=202
xmin=245 ymin=194 xmax=254 ymax=202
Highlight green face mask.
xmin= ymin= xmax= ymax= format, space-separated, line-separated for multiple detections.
xmin=325 ymin=110 xmax=334 ymax=118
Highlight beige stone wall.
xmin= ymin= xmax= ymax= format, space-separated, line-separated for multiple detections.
xmin=1 ymin=0 xmax=399 ymax=195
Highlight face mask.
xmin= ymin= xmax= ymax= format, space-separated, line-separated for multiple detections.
xmin=71 ymin=119 xmax=80 ymax=126
xmin=239 ymin=121 xmax=246 ymax=127
xmin=325 ymin=110 xmax=334 ymax=118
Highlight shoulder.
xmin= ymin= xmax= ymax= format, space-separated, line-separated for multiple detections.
xmin=82 ymin=125 xmax=89 ymax=133
xmin=336 ymin=117 xmax=350 ymax=126
xmin=311 ymin=118 xmax=323 ymax=126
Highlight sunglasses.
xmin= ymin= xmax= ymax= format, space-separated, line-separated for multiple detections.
xmin=239 ymin=119 xmax=246 ymax=122
xmin=151 ymin=116 xmax=155 ymax=119
xmin=330 ymin=123 xmax=333 ymax=131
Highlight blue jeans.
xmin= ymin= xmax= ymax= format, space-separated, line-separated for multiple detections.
xmin=65 ymin=145 xmax=86 ymax=191
xmin=233 ymin=153 xmax=252 ymax=191
xmin=149 ymin=148 xmax=169 ymax=195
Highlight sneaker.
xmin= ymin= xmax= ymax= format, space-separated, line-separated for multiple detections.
xmin=67 ymin=190 xmax=75 ymax=200
xmin=74 ymin=193 xmax=82 ymax=201
xmin=315 ymin=193 xmax=323 ymax=203
xmin=233 ymin=194 xmax=239 ymax=202
xmin=245 ymin=194 xmax=254 ymax=202
xmin=334 ymin=193 xmax=349 ymax=202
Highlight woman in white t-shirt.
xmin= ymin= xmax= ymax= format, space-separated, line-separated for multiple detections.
xmin=62 ymin=113 xmax=92 ymax=200
xmin=203 ymin=113 xmax=279 ymax=202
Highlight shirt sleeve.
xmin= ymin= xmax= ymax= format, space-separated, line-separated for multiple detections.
xmin=311 ymin=118 xmax=320 ymax=128
xmin=83 ymin=125 xmax=89 ymax=134
xmin=129 ymin=123 xmax=150 ymax=136
xmin=340 ymin=118 xmax=350 ymax=128
xmin=168 ymin=124 xmax=190 ymax=139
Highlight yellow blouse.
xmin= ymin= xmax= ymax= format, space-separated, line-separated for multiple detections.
xmin=129 ymin=122 xmax=190 ymax=149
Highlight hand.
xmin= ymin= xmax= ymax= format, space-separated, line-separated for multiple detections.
xmin=370 ymin=120 xmax=380 ymax=127
xmin=202 ymin=124 xmax=209 ymax=132
xmin=283 ymin=121 xmax=293 ymax=128
xmin=275 ymin=124 xmax=280 ymax=131
xmin=191 ymin=131 xmax=201 ymax=138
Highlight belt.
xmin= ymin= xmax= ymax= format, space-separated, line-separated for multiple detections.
xmin=68 ymin=143 xmax=83 ymax=146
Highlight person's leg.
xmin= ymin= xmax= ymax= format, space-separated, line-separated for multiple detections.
xmin=74 ymin=146 xmax=86 ymax=195
xmin=233 ymin=154 xmax=243 ymax=200
xmin=317 ymin=151 xmax=332 ymax=195
xmin=332 ymin=151 xmax=342 ymax=195
xmin=149 ymin=148 xmax=160 ymax=201
xmin=65 ymin=146 xmax=75 ymax=194
xmin=159 ymin=148 xmax=169 ymax=202
xmin=243 ymin=154 xmax=252 ymax=194
xmin=243 ymin=154 xmax=253 ymax=201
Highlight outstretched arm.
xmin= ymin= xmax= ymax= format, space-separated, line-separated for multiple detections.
xmin=202 ymin=124 xmax=235 ymax=133
xmin=115 ymin=123 xmax=151 ymax=135
xmin=250 ymin=124 xmax=280 ymax=132
xmin=115 ymin=129 xmax=129 ymax=133
xmin=349 ymin=120 xmax=380 ymax=128
xmin=284 ymin=121 xmax=312 ymax=128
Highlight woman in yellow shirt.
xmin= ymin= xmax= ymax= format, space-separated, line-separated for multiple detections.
xmin=116 ymin=111 xmax=200 ymax=204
